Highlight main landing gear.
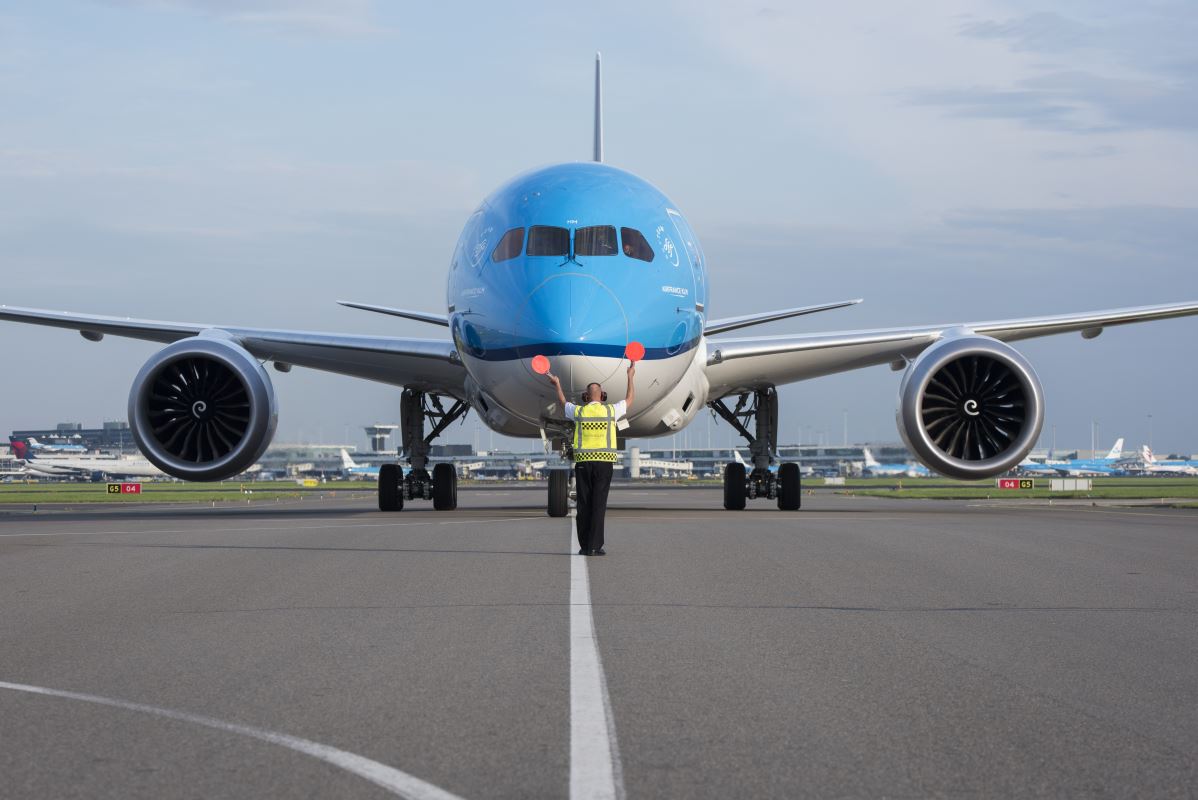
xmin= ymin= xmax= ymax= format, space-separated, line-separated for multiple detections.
xmin=710 ymin=387 xmax=801 ymax=511
xmin=378 ymin=389 xmax=468 ymax=512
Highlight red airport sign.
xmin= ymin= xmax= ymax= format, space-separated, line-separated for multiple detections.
xmin=996 ymin=478 xmax=1034 ymax=490
xmin=107 ymin=483 xmax=142 ymax=495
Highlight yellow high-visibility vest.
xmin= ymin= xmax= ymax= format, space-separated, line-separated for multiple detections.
xmin=573 ymin=402 xmax=618 ymax=463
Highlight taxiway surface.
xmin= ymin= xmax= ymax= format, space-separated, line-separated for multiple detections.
xmin=1 ymin=488 xmax=1195 ymax=798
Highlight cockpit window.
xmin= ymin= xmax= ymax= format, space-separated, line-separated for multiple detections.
xmin=575 ymin=225 xmax=618 ymax=256
xmin=491 ymin=227 xmax=524 ymax=262
xmin=527 ymin=225 xmax=569 ymax=256
xmin=620 ymin=227 xmax=655 ymax=262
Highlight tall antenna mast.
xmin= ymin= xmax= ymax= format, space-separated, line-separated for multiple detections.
xmin=593 ymin=52 xmax=603 ymax=163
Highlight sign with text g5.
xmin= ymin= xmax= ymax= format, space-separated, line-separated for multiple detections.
xmin=996 ymin=478 xmax=1034 ymax=490
xmin=106 ymin=483 xmax=142 ymax=495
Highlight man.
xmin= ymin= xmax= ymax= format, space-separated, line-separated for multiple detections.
xmin=547 ymin=363 xmax=635 ymax=555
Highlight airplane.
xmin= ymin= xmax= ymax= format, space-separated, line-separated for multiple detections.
xmin=1022 ymin=438 xmax=1126 ymax=477
xmin=340 ymin=448 xmax=380 ymax=478
xmin=733 ymin=449 xmax=813 ymax=478
xmin=1136 ymin=446 xmax=1198 ymax=476
xmin=862 ymin=448 xmax=930 ymax=478
xmin=10 ymin=439 xmax=165 ymax=479
xmin=26 ymin=436 xmax=88 ymax=454
xmin=1016 ymin=455 xmax=1064 ymax=477
xmin=3 ymin=54 xmax=1198 ymax=514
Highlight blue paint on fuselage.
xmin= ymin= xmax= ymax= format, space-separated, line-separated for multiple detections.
xmin=447 ymin=162 xmax=707 ymax=363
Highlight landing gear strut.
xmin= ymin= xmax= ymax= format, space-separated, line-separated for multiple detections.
xmin=377 ymin=389 xmax=468 ymax=512
xmin=710 ymin=387 xmax=801 ymax=511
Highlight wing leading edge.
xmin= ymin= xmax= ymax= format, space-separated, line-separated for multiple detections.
xmin=0 ymin=305 xmax=466 ymax=395
xmin=703 ymin=301 xmax=1198 ymax=399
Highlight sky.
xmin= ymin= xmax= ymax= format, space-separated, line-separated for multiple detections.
xmin=2 ymin=0 xmax=1196 ymax=456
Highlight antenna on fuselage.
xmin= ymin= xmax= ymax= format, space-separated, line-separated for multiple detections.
xmin=593 ymin=51 xmax=603 ymax=163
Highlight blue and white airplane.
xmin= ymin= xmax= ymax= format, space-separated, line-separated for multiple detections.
xmin=1137 ymin=446 xmax=1198 ymax=476
xmin=340 ymin=448 xmax=380 ymax=478
xmin=26 ymin=436 xmax=88 ymax=454
xmin=1019 ymin=438 xmax=1125 ymax=476
xmin=3 ymin=55 xmax=1198 ymax=514
xmin=862 ymin=448 xmax=931 ymax=478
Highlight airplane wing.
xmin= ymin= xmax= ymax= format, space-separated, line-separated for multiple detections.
xmin=0 ymin=305 xmax=466 ymax=396
xmin=704 ymin=301 xmax=1198 ymax=398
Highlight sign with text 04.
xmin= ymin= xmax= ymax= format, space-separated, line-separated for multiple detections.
xmin=996 ymin=478 xmax=1034 ymax=490
xmin=106 ymin=483 xmax=142 ymax=494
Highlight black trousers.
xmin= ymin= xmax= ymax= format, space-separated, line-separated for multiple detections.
xmin=575 ymin=461 xmax=614 ymax=551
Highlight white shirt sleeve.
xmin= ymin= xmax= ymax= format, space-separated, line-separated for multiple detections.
xmin=563 ymin=401 xmax=576 ymax=420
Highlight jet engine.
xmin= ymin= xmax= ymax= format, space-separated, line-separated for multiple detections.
xmin=127 ymin=335 xmax=278 ymax=481
xmin=896 ymin=335 xmax=1044 ymax=480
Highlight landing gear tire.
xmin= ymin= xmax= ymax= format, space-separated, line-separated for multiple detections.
xmin=723 ymin=462 xmax=746 ymax=510
xmin=548 ymin=469 xmax=570 ymax=518
xmin=378 ymin=463 xmax=403 ymax=512
xmin=432 ymin=463 xmax=457 ymax=511
xmin=777 ymin=462 xmax=801 ymax=511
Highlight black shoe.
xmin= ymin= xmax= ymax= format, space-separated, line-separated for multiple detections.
xmin=591 ymin=548 xmax=606 ymax=556
xmin=578 ymin=548 xmax=589 ymax=555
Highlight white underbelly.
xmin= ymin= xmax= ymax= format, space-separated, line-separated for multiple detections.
xmin=461 ymin=342 xmax=709 ymax=439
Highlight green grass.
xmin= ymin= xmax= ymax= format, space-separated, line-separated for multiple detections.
xmin=817 ymin=476 xmax=1198 ymax=501
xmin=0 ymin=480 xmax=376 ymax=505
xmin=4 ymin=476 xmax=1197 ymax=505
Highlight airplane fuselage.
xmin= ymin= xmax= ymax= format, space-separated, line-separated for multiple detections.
xmin=446 ymin=162 xmax=710 ymax=439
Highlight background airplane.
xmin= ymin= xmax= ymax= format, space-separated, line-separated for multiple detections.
xmin=25 ymin=436 xmax=88 ymax=454
xmin=1042 ymin=438 xmax=1127 ymax=476
xmin=1136 ymin=446 xmax=1198 ymax=476
xmin=10 ymin=439 xmax=165 ymax=480
xmin=2 ymin=56 xmax=1198 ymax=515
xmin=340 ymin=448 xmax=380 ymax=478
xmin=862 ymin=448 xmax=931 ymax=478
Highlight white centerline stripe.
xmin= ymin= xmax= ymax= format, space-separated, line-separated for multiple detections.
xmin=570 ymin=513 xmax=624 ymax=800
xmin=0 ymin=680 xmax=464 ymax=800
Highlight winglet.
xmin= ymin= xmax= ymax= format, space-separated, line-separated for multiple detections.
xmin=593 ymin=52 xmax=603 ymax=163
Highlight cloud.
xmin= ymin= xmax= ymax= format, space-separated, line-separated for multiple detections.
xmin=679 ymin=1 xmax=1198 ymax=218
xmin=959 ymin=11 xmax=1095 ymax=53
xmin=101 ymin=0 xmax=392 ymax=36
xmin=943 ymin=205 xmax=1198 ymax=253
xmin=907 ymin=68 xmax=1198 ymax=134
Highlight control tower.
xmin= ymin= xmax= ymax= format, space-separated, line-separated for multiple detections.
xmin=364 ymin=424 xmax=398 ymax=453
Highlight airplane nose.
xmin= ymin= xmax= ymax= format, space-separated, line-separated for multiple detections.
xmin=517 ymin=273 xmax=628 ymax=384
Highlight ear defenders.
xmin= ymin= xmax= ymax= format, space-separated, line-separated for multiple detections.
xmin=580 ymin=388 xmax=608 ymax=402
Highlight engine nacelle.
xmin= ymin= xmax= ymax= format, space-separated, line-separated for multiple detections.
xmin=128 ymin=335 xmax=278 ymax=481
xmin=897 ymin=335 xmax=1044 ymax=480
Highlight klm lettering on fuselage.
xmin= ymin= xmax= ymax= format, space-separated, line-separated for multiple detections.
xmin=448 ymin=163 xmax=710 ymax=439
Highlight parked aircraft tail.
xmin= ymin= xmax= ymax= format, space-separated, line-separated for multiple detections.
xmin=1104 ymin=438 xmax=1124 ymax=460
xmin=862 ymin=447 xmax=880 ymax=467
xmin=8 ymin=438 xmax=28 ymax=460
xmin=340 ymin=448 xmax=359 ymax=469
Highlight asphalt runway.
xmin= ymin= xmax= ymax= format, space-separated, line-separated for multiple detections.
xmin=1 ymin=488 xmax=1195 ymax=799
